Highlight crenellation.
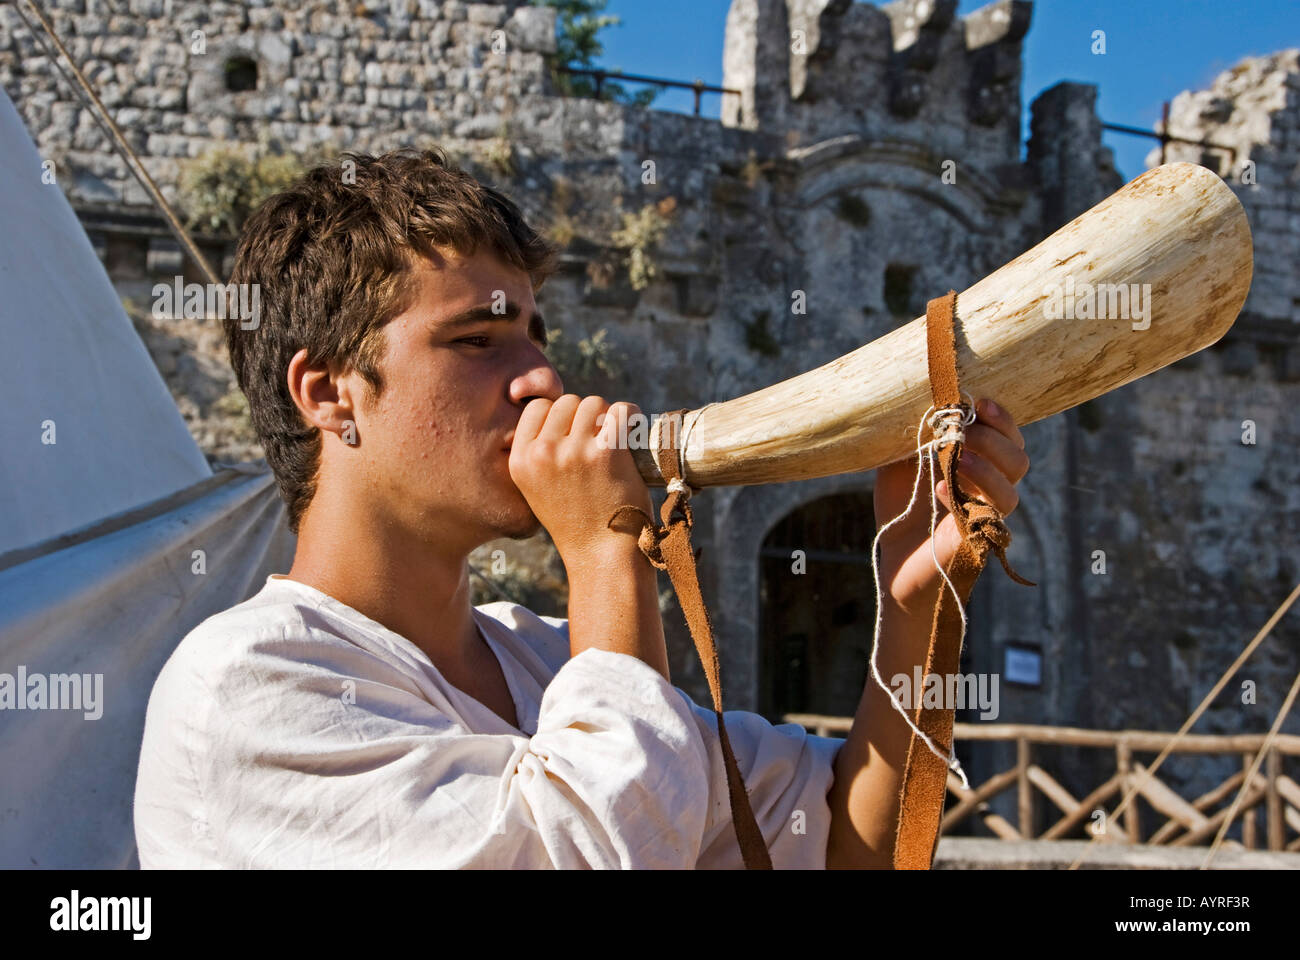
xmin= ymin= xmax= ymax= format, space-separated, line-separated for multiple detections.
xmin=1151 ymin=49 xmax=1300 ymax=333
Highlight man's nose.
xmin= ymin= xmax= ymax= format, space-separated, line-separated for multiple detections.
xmin=510 ymin=350 xmax=564 ymax=405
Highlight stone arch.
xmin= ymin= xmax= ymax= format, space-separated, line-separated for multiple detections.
xmin=713 ymin=472 xmax=876 ymax=713
xmin=792 ymin=136 xmax=1011 ymax=233
xmin=710 ymin=442 xmax=1056 ymax=717
xmin=779 ymin=138 xmax=1026 ymax=350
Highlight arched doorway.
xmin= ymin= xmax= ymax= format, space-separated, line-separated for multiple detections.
xmin=758 ymin=490 xmax=879 ymax=721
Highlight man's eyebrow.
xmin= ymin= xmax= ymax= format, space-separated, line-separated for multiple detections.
xmin=439 ymin=301 xmax=548 ymax=345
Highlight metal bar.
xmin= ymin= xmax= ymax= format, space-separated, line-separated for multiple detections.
xmin=1160 ymin=100 xmax=1170 ymax=166
xmin=556 ymin=65 xmax=740 ymax=97
xmin=1099 ymin=122 xmax=1237 ymax=166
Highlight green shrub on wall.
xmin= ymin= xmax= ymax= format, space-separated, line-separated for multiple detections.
xmin=178 ymin=140 xmax=305 ymax=236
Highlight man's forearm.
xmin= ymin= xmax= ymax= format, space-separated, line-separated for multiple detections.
xmin=566 ymin=540 xmax=670 ymax=683
xmin=824 ymin=591 xmax=942 ymax=868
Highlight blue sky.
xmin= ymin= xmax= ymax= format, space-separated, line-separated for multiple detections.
xmin=591 ymin=0 xmax=1300 ymax=180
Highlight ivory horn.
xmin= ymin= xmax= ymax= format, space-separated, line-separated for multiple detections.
xmin=632 ymin=161 xmax=1254 ymax=487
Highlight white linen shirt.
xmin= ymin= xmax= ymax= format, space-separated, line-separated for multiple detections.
xmin=134 ymin=574 xmax=844 ymax=868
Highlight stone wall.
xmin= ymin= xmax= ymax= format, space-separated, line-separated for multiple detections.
xmin=0 ymin=0 xmax=556 ymax=207
xmin=2 ymin=0 xmax=1297 ymax=834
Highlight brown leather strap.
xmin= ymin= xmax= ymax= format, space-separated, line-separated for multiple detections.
xmin=608 ymin=410 xmax=774 ymax=870
xmin=893 ymin=291 xmax=1035 ymax=870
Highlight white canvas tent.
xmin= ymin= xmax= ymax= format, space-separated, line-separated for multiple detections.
xmin=0 ymin=86 xmax=296 ymax=868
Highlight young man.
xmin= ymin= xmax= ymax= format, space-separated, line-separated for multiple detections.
xmin=133 ymin=148 xmax=1030 ymax=869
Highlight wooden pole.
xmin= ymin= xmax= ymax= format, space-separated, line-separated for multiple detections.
xmin=1017 ymin=737 xmax=1033 ymax=839
xmin=1117 ymin=741 xmax=1138 ymax=842
xmin=633 ymin=162 xmax=1252 ymax=487
xmin=1267 ymin=749 xmax=1283 ymax=851
xmin=1242 ymin=753 xmax=1257 ymax=849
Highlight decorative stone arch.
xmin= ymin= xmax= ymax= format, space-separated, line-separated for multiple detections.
xmin=781 ymin=136 xmax=1029 ymax=334
xmin=791 ymin=135 xmax=1014 ymax=233
xmin=710 ymin=434 xmax=1056 ymax=717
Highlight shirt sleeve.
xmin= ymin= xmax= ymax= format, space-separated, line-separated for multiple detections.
xmin=503 ymin=607 xmax=844 ymax=868
xmin=137 ymin=620 xmax=715 ymax=869
xmin=678 ymin=695 xmax=845 ymax=869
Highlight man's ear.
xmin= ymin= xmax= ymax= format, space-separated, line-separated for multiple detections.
xmin=286 ymin=348 xmax=362 ymax=444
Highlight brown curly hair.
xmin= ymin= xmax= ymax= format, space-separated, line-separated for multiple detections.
xmin=224 ymin=147 xmax=559 ymax=532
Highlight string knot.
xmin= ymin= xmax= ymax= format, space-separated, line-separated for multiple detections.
xmin=963 ymin=503 xmax=1037 ymax=587
xmin=927 ymin=400 xmax=975 ymax=451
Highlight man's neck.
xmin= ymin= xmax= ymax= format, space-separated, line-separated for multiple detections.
xmin=284 ymin=489 xmax=482 ymax=672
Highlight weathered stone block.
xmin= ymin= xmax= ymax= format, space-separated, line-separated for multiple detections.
xmin=505 ymin=5 xmax=555 ymax=55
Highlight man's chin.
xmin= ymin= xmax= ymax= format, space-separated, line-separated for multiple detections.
xmin=500 ymin=515 xmax=543 ymax=540
xmin=482 ymin=498 xmax=543 ymax=541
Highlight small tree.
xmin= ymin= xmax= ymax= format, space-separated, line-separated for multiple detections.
xmin=534 ymin=0 xmax=659 ymax=108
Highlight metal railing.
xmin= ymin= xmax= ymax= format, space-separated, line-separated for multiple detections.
xmin=1103 ymin=100 xmax=1238 ymax=168
xmin=553 ymin=65 xmax=741 ymax=116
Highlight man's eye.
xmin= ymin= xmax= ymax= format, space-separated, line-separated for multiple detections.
xmin=457 ymin=336 xmax=491 ymax=347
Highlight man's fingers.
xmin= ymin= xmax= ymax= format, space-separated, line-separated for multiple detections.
xmin=938 ymin=451 xmax=1019 ymax=516
xmin=539 ymin=394 xmax=583 ymax=440
xmin=596 ymin=402 xmax=639 ymax=450
xmin=964 ymin=422 xmax=1030 ymax=484
xmin=514 ymin=397 xmax=554 ymax=445
xmin=975 ymin=398 xmax=1024 ymax=450
xmin=570 ymin=395 xmax=610 ymax=439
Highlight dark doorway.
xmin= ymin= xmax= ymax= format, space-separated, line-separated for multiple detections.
xmin=758 ymin=490 xmax=878 ymax=722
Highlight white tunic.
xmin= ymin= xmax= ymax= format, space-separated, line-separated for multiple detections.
xmin=133 ymin=574 xmax=844 ymax=868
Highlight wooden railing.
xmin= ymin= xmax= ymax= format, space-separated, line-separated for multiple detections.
xmin=782 ymin=716 xmax=1300 ymax=851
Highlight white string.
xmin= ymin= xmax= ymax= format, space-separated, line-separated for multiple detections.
xmin=867 ymin=395 xmax=976 ymax=791
xmin=667 ymin=402 xmax=718 ymax=498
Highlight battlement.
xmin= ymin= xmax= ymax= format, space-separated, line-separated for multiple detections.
xmin=1154 ymin=49 xmax=1300 ymax=328
xmin=724 ymin=0 xmax=1031 ymax=163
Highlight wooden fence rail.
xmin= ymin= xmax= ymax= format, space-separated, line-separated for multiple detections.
xmin=781 ymin=716 xmax=1300 ymax=851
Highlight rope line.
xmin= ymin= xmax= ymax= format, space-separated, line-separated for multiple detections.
xmin=1202 ymin=662 xmax=1300 ymax=868
xmin=1068 ymin=579 xmax=1300 ymax=869
xmin=675 ymin=402 xmax=717 ymax=490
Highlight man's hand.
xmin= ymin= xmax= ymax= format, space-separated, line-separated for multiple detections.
xmin=508 ymin=394 xmax=652 ymax=569
xmin=872 ymin=398 xmax=1029 ymax=614
xmin=826 ymin=397 xmax=1029 ymax=868
xmin=507 ymin=394 xmax=670 ymax=681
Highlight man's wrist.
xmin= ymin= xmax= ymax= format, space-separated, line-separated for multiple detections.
xmin=564 ymin=529 xmax=653 ymax=580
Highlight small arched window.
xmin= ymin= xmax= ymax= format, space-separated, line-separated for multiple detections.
xmin=223 ymin=56 xmax=258 ymax=93
xmin=884 ymin=263 xmax=917 ymax=317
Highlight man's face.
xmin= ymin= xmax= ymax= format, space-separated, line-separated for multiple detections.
xmin=343 ymin=246 xmax=563 ymax=553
